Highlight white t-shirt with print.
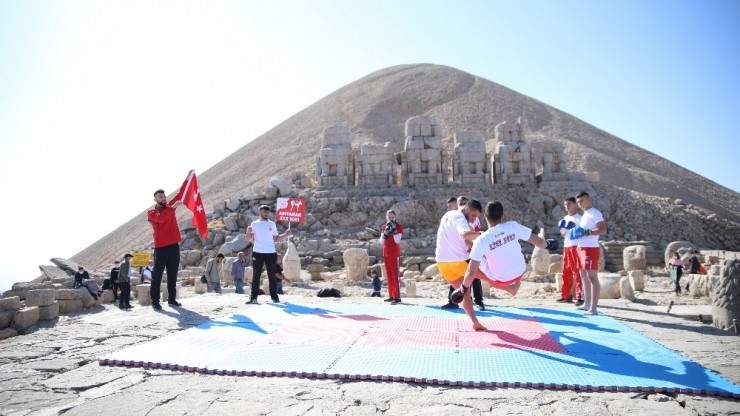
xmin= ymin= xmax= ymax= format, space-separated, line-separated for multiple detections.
xmin=562 ymin=213 xmax=582 ymax=248
xmin=435 ymin=210 xmax=472 ymax=262
xmin=250 ymin=219 xmax=278 ymax=253
xmin=470 ymin=221 xmax=532 ymax=282
xmin=577 ymin=208 xmax=604 ymax=248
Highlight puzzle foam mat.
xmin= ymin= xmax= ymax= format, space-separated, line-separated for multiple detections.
xmin=98 ymin=303 xmax=740 ymax=397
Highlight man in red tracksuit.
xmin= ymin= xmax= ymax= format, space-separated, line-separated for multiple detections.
xmin=147 ymin=189 xmax=183 ymax=310
xmin=380 ymin=210 xmax=403 ymax=305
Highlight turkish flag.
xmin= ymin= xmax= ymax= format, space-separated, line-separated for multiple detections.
xmin=171 ymin=170 xmax=208 ymax=238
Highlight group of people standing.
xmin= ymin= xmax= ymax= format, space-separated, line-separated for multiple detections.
xmin=116 ymin=186 xmax=606 ymax=323
xmin=555 ymin=192 xmax=607 ymax=315
xmin=374 ymin=191 xmax=606 ymax=330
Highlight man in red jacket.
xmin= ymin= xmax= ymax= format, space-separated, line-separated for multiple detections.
xmin=380 ymin=210 xmax=403 ymax=304
xmin=147 ymin=189 xmax=183 ymax=310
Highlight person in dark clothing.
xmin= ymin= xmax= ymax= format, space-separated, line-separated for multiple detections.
xmin=687 ymin=250 xmax=700 ymax=291
xmin=74 ymin=266 xmax=89 ymax=289
xmin=118 ymin=254 xmax=133 ymax=309
xmin=370 ymin=271 xmax=381 ymax=297
xmin=669 ymin=252 xmax=684 ymax=295
xmin=275 ymin=254 xmax=291 ymax=295
xmin=107 ymin=261 xmax=120 ymax=301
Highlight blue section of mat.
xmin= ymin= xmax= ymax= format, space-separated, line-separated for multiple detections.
xmin=98 ymin=302 xmax=740 ymax=397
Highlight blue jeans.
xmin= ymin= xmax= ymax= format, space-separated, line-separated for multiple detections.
xmin=234 ymin=279 xmax=245 ymax=294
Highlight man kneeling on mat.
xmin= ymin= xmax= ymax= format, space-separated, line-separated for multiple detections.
xmin=450 ymin=201 xmax=558 ymax=331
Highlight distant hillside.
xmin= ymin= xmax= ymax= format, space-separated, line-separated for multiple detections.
xmin=71 ymin=64 xmax=740 ymax=268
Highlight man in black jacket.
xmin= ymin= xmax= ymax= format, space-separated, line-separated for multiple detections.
xmin=108 ymin=261 xmax=120 ymax=301
xmin=74 ymin=266 xmax=89 ymax=289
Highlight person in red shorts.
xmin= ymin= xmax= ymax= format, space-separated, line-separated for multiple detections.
xmin=557 ymin=197 xmax=582 ymax=304
xmin=568 ymin=191 xmax=607 ymax=316
xmin=380 ymin=210 xmax=403 ymax=304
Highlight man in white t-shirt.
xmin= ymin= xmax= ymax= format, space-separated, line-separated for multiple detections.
xmin=435 ymin=199 xmax=482 ymax=285
xmin=440 ymin=196 xmax=486 ymax=310
xmin=568 ymin=192 xmax=607 ymax=315
xmin=245 ymin=205 xmax=291 ymax=304
xmin=141 ymin=260 xmax=153 ymax=284
xmin=557 ymin=197 xmax=582 ymax=304
xmin=450 ymin=201 xmax=557 ymax=330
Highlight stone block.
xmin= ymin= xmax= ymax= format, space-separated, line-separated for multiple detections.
xmin=0 ymin=310 xmax=13 ymax=329
xmin=160 ymin=284 xmax=180 ymax=303
xmin=55 ymin=289 xmax=82 ymax=300
xmin=25 ymin=289 xmax=57 ymax=307
xmin=262 ymin=279 xmax=270 ymax=295
xmin=712 ymin=259 xmax=740 ymax=330
xmin=78 ymin=288 xmax=96 ymax=309
xmin=623 ymin=245 xmax=647 ymax=271
xmin=13 ymin=307 xmax=40 ymax=331
xmin=194 ymin=279 xmax=207 ymax=294
xmin=404 ymin=280 xmax=416 ymax=298
xmin=343 ymin=248 xmax=369 ymax=283
xmin=222 ymin=287 xmax=236 ymax=294
xmin=555 ymin=273 xmax=564 ymax=292
xmin=598 ymin=273 xmax=622 ymax=299
xmin=58 ymin=299 xmax=83 ymax=314
xmin=549 ymin=261 xmax=563 ymax=274
xmin=136 ymin=284 xmax=152 ymax=306
xmin=0 ymin=327 xmax=18 ymax=340
xmin=619 ymin=277 xmax=636 ymax=301
xmin=101 ymin=289 xmax=115 ymax=303
xmin=0 ymin=296 xmax=23 ymax=311
xmin=38 ymin=301 xmax=60 ymax=321
xmin=628 ymin=270 xmax=645 ymax=291
xmin=422 ymin=264 xmax=439 ymax=279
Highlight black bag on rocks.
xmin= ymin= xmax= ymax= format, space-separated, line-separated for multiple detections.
xmin=317 ymin=288 xmax=341 ymax=298
xmin=200 ymin=275 xmax=207 ymax=284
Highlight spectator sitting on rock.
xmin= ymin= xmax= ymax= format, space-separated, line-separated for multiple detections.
xmin=74 ymin=266 xmax=89 ymax=289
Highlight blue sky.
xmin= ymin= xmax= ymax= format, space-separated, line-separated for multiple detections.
xmin=0 ymin=0 xmax=738 ymax=292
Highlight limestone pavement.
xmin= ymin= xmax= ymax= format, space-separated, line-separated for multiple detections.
xmin=0 ymin=281 xmax=738 ymax=416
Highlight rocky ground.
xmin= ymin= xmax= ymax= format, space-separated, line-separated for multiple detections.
xmin=1 ymin=271 xmax=738 ymax=416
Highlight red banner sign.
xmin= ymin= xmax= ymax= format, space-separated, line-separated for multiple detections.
xmin=276 ymin=198 xmax=306 ymax=223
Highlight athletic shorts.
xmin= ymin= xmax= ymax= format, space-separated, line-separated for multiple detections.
xmin=437 ymin=261 xmax=469 ymax=282
xmin=577 ymin=247 xmax=600 ymax=270
xmin=478 ymin=260 xmax=523 ymax=286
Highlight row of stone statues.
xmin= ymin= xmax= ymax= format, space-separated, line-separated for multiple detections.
xmin=316 ymin=115 xmax=600 ymax=187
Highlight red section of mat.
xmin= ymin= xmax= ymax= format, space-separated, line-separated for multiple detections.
xmin=254 ymin=323 xmax=365 ymax=346
xmin=355 ymin=328 xmax=458 ymax=348
xmin=459 ymin=329 xmax=565 ymax=352
xmin=252 ymin=315 xmax=562 ymax=351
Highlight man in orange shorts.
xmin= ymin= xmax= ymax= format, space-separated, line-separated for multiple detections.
xmin=435 ymin=198 xmax=482 ymax=286
xmin=449 ymin=202 xmax=557 ymax=330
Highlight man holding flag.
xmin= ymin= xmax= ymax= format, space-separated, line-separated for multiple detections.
xmin=147 ymin=170 xmax=208 ymax=310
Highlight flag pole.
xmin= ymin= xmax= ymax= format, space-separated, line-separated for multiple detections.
xmin=180 ymin=170 xmax=195 ymax=203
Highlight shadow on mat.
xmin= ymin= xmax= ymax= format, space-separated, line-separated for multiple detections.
xmin=194 ymin=314 xmax=268 ymax=334
xmin=267 ymin=302 xmax=340 ymax=316
xmin=153 ymin=307 xmax=212 ymax=329
xmin=480 ymin=307 xmax=620 ymax=334
xmin=522 ymin=331 xmax=725 ymax=393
